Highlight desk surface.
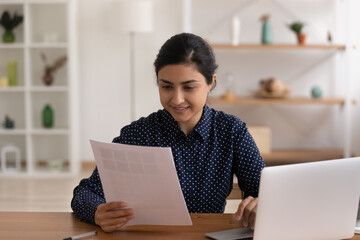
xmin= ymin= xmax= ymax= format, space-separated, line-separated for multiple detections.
xmin=0 ymin=212 xmax=359 ymax=240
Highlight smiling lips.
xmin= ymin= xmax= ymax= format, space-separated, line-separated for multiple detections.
xmin=173 ymin=106 xmax=189 ymax=113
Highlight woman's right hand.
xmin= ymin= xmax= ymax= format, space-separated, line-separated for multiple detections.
xmin=95 ymin=201 xmax=135 ymax=232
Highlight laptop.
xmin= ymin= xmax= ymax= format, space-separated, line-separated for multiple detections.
xmin=206 ymin=157 xmax=360 ymax=240
xmin=356 ymin=201 xmax=360 ymax=234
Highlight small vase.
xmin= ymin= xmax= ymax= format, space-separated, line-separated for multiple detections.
xmin=7 ymin=61 xmax=17 ymax=86
xmin=42 ymin=104 xmax=54 ymax=128
xmin=3 ymin=30 xmax=15 ymax=43
xmin=261 ymin=20 xmax=272 ymax=44
xmin=230 ymin=16 xmax=241 ymax=46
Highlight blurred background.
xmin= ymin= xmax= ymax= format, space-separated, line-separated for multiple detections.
xmin=0 ymin=0 xmax=359 ymax=211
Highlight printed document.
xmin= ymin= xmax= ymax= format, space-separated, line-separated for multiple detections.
xmin=90 ymin=139 xmax=192 ymax=226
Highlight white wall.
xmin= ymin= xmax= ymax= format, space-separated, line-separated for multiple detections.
xmin=77 ymin=0 xmax=359 ymax=160
xmin=77 ymin=0 xmax=182 ymax=160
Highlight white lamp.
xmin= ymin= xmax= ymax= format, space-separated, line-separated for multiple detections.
xmin=112 ymin=0 xmax=154 ymax=121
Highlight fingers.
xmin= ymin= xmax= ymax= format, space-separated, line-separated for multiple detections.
xmin=95 ymin=201 xmax=135 ymax=232
xmin=241 ymin=198 xmax=257 ymax=227
xmin=99 ymin=201 xmax=128 ymax=211
xmin=249 ymin=207 xmax=257 ymax=230
xmin=235 ymin=196 xmax=253 ymax=220
xmin=101 ymin=213 xmax=135 ymax=233
xmin=234 ymin=197 xmax=258 ymax=229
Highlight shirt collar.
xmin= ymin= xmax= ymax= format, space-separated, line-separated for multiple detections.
xmin=193 ymin=104 xmax=212 ymax=142
xmin=160 ymin=105 xmax=212 ymax=142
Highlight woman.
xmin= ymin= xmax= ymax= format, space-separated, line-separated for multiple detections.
xmin=71 ymin=33 xmax=265 ymax=232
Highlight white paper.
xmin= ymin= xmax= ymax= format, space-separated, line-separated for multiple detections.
xmin=90 ymin=139 xmax=192 ymax=226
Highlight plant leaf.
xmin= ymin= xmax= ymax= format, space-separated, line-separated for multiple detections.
xmin=0 ymin=11 xmax=11 ymax=30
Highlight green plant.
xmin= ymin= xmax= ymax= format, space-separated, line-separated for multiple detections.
xmin=288 ymin=21 xmax=304 ymax=34
xmin=0 ymin=11 xmax=23 ymax=31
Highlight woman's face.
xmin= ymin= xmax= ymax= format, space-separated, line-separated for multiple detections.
xmin=158 ymin=64 xmax=215 ymax=135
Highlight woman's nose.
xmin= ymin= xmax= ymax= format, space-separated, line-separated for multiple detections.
xmin=172 ymin=89 xmax=185 ymax=104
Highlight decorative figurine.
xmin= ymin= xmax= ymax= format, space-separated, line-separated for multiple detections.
xmin=0 ymin=76 xmax=9 ymax=87
xmin=311 ymin=86 xmax=323 ymax=99
xmin=1 ymin=144 xmax=21 ymax=172
xmin=255 ymin=78 xmax=291 ymax=98
xmin=40 ymin=53 xmax=67 ymax=86
xmin=327 ymin=31 xmax=332 ymax=44
xmin=2 ymin=115 xmax=15 ymax=129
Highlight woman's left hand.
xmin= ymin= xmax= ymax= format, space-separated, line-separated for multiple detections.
xmin=234 ymin=196 xmax=258 ymax=230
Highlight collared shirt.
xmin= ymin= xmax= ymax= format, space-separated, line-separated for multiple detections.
xmin=71 ymin=105 xmax=265 ymax=224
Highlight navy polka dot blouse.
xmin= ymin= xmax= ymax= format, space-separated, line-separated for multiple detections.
xmin=71 ymin=105 xmax=265 ymax=224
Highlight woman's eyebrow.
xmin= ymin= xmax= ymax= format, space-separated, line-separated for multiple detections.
xmin=181 ymin=80 xmax=198 ymax=85
xmin=159 ymin=79 xmax=199 ymax=85
xmin=159 ymin=79 xmax=172 ymax=84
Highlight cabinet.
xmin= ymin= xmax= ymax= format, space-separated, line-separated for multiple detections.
xmin=0 ymin=0 xmax=79 ymax=176
xmin=183 ymin=0 xmax=354 ymax=165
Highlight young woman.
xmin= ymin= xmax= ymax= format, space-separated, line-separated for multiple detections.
xmin=71 ymin=33 xmax=265 ymax=233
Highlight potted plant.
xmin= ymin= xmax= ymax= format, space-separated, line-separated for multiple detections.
xmin=288 ymin=21 xmax=306 ymax=45
xmin=0 ymin=11 xmax=23 ymax=43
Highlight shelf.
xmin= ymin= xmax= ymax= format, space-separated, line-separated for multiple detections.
xmin=29 ymin=42 xmax=68 ymax=49
xmin=0 ymin=129 xmax=26 ymax=135
xmin=262 ymin=149 xmax=345 ymax=166
xmin=0 ymin=43 xmax=24 ymax=49
xmin=210 ymin=43 xmax=346 ymax=50
xmin=31 ymin=129 xmax=69 ymax=135
xmin=30 ymin=86 xmax=68 ymax=92
xmin=0 ymin=86 xmax=25 ymax=92
xmin=29 ymin=0 xmax=69 ymax=4
xmin=0 ymin=170 xmax=28 ymax=178
xmin=208 ymin=97 xmax=356 ymax=106
xmin=0 ymin=0 xmax=78 ymax=177
xmin=0 ymin=1 xmax=24 ymax=4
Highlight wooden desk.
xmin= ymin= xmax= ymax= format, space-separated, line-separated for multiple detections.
xmin=0 ymin=212 xmax=359 ymax=240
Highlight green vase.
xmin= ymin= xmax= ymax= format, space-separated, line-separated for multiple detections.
xmin=3 ymin=30 xmax=15 ymax=43
xmin=42 ymin=104 xmax=54 ymax=128
xmin=261 ymin=20 xmax=272 ymax=44
xmin=7 ymin=61 xmax=17 ymax=86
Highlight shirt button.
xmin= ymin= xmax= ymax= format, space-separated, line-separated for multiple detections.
xmin=186 ymin=166 xmax=194 ymax=171
xmin=186 ymin=141 xmax=192 ymax=147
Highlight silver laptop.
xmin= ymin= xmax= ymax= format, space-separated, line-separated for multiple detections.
xmin=207 ymin=157 xmax=360 ymax=240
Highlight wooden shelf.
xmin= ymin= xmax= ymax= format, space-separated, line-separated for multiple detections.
xmin=208 ymin=97 xmax=356 ymax=106
xmin=210 ymin=43 xmax=346 ymax=50
xmin=262 ymin=149 xmax=345 ymax=166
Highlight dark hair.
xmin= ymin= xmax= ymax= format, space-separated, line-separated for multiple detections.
xmin=154 ymin=33 xmax=218 ymax=87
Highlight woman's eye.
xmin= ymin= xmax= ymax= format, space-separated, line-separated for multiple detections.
xmin=184 ymin=86 xmax=195 ymax=90
xmin=161 ymin=85 xmax=172 ymax=89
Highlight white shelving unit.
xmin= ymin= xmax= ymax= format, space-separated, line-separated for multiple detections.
xmin=182 ymin=0 xmax=354 ymax=164
xmin=0 ymin=0 xmax=78 ymax=177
